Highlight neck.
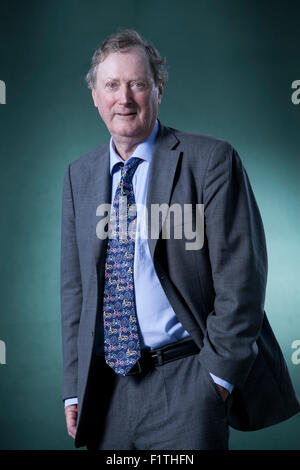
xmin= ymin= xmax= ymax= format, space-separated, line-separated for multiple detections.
xmin=112 ymin=122 xmax=156 ymax=160
xmin=113 ymin=137 xmax=143 ymax=161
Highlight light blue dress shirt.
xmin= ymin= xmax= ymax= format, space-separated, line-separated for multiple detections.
xmin=64 ymin=120 xmax=233 ymax=408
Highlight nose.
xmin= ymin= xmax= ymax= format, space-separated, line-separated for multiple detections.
xmin=118 ymin=84 xmax=133 ymax=105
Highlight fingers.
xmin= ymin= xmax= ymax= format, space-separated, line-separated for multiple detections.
xmin=215 ymin=384 xmax=229 ymax=402
xmin=65 ymin=404 xmax=78 ymax=439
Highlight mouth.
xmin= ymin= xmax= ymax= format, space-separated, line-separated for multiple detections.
xmin=115 ymin=112 xmax=137 ymax=117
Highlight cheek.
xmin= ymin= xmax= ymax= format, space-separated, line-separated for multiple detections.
xmin=139 ymin=95 xmax=156 ymax=114
xmin=98 ymin=97 xmax=114 ymax=116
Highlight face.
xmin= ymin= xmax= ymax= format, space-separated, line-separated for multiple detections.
xmin=92 ymin=46 xmax=163 ymax=144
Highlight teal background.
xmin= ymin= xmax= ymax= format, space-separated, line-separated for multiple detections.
xmin=0 ymin=0 xmax=299 ymax=450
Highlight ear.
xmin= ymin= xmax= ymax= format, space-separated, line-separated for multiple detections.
xmin=157 ymin=83 xmax=164 ymax=105
xmin=92 ymin=88 xmax=98 ymax=107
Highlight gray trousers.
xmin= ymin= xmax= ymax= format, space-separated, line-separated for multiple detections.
xmin=89 ymin=353 xmax=229 ymax=450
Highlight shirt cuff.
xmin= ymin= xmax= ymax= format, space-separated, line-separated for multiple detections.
xmin=209 ymin=373 xmax=234 ymax=393
xmin=64 ymin=397 xmax=78 ymax=408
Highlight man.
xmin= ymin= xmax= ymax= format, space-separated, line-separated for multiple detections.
xmin=60 ymin=29 xmax=299 ymax=450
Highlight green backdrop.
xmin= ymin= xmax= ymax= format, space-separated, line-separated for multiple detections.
xmin=0 ymin=0 xmax=299 ymax=450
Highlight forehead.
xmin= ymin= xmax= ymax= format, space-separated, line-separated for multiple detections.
xmin=97 ymin=46 xmax=152 ymax=80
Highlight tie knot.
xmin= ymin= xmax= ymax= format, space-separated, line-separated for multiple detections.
xmin=121 ymin=157 xmax=142 ymax=182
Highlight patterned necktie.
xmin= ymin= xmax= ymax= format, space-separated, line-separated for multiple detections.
xmin=103 ymin=157 xmax=142 ymax=376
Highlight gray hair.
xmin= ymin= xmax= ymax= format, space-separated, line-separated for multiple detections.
xmin=85 ymin=29 xmax=168 ymax=90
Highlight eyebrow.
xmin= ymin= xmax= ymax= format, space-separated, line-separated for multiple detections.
xmin=103 ymin=77 xmax=147 ymax=82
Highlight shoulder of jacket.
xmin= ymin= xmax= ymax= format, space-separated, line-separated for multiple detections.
xmin=69 ymin=142 xmax=109 ymax=172
xmin=164 ymin=126 xmax=235 ymax=164
xmin=166 ymin=126 xmax=233 ymax=151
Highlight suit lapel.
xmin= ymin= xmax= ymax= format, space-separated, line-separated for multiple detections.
xmin=92 ymin=144 xmax=111 ymax=269
xmin=146 ymin=123 xmax=181 ymax=259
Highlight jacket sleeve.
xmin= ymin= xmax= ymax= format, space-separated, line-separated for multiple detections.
xmin=60 ymin=164 xmax=83 ymax=400
xmin=198 ymin=141 xmax=268 ymax=387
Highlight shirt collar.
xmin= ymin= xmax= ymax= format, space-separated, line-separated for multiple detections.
xmin=109 ymin=120 xmax=159 ymax=175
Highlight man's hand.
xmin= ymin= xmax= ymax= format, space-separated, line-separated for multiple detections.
xmin=215 ymin=384 xmax=229 ymax=402
xmin=65 ymin=404 xmax=78 ymax=439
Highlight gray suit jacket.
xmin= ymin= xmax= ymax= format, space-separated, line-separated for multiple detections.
xmin=60 ymin=122 xmax=300 ymax=448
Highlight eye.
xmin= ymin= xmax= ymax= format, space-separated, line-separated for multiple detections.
xmin=106 ymin=82 xmax=118 ymax=89
xmin=132 ymin=82 xmax=144 ymax=89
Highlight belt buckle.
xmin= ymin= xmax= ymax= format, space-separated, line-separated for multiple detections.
xmin=152 ymin=349 xmax=163 ymax=366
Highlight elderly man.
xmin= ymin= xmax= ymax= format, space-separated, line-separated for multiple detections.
xmin=61 ymin=29 xmax=299 ymax=450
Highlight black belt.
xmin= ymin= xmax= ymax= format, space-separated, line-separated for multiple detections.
xmin=126 ymin=337 xmax=200 ymax=376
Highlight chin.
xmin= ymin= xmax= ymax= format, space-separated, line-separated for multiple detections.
xmin=114 ymin=124 xmax=143 ymax=139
